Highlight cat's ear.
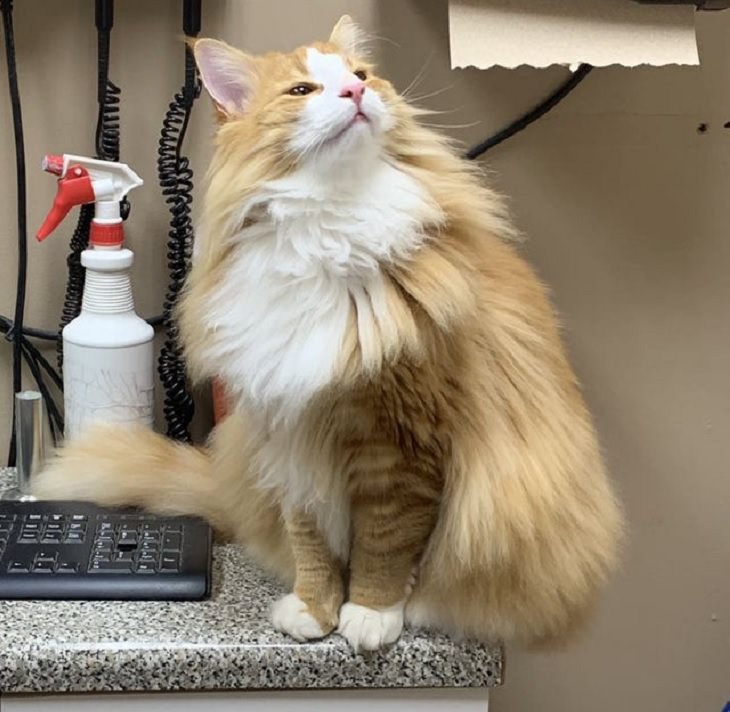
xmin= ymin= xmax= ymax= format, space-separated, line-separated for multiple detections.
xmin=329 ymin=15 xmax=368 ymax=56
xmin=191 ymin=38 xmax=256 ymax=119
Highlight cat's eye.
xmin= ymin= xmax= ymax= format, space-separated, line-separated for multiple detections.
xmin=288 ymin=84 xmax=314 ymax=96
xmin=354 ymin=70 xmax=367 ymax=81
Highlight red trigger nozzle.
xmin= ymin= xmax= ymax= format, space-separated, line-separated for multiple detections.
xmin=36 ymin=165 xmax=96 ymax=241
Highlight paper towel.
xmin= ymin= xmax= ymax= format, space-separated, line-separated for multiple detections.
xmin=449 ymin=0 xmax=700 ymax=69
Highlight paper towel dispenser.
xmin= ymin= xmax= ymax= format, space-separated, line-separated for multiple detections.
xmin=634 ymin=0 xmax=730 ymax=8
xmin=450 ymin=0 xmax=702 ymax=69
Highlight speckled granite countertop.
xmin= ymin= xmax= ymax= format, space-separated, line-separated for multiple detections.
xmin=0 ymin=468 xmax=502 ymax=694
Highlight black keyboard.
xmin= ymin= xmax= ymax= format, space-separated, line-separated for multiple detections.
xmin=0 ymin=500 xmax=212 ymax=600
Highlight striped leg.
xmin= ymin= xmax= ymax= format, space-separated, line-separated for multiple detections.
xmin=271 ymin=510 xmax=344 ymax=641
xmin=339 ymin=456 xmax=442 ymax=651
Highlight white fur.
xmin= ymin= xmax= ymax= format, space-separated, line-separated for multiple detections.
xmin=202 ymin=159 xmax=439 ymax=422
xmin=271 ymin=593 xmax=326 ymax=641
xmin=289 ymin=49 xmax=393 ymax=160
xmin=337 ymin=601 xmax=405 ymax=652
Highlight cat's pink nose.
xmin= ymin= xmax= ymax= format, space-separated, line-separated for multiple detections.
xmin=340 ymin=81 xmax=365 ymax=108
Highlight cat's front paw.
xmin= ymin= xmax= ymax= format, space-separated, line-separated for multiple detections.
xmin=337 ymin=601 xmax=405 ymax=652
xmin=271 ymin=593 xmax=327 ymax=642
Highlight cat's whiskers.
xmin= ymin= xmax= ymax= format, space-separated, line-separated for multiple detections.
xmin=404 ymin=83 xmax=457 ymax=107
xmin=419 ymin=119 xmax=482 ymax=131
xmin=399 ymin=52 xmax=435 ymax=100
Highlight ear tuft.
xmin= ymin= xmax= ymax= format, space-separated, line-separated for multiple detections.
xmin=192 ymin=38 xmax=256 ymax=118
xmin=329 ymin=15 xmax=368 ymax=56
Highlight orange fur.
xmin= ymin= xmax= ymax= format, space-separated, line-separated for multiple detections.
xmin=34 ymin=16 xmax=623 ymax=650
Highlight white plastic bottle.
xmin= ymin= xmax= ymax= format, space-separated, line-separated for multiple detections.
xmin=37 ymin=153 xmax=154 ymax=441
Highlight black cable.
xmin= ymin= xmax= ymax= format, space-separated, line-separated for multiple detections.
xmin=1 ymin=0 xmax=28 ymax=466
xmin=0 ymin=319 xmax=62 ymax=393
xmin=156 ymin=29 xmax=200 ymax=443
xmin=465 ymin=64 xmax=593 ymax=160
xmin=19 ymin=342 xmax=63 ymax=444
xmin=94 ymin=31 xmax=123 ymax=168
xmin=0 ymin=317 xmax=63 ymax=444
xmin=20 ymin=325 xmax=57 ymax=341
xmin=146 ymin=314 xmax=165 ymax=328
xmin=0 ymin=0 xmax=64 ymax=456
xmin=21 ymin=339 xmax=62 ymax=393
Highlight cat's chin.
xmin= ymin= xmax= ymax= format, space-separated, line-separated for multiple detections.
xmin=306 ymin=122 xmax=381 ymax=176
xmin=327 ymin=113 xmax=372 ymax=146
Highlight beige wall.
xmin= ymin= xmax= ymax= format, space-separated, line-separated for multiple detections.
xmin=1 ymin=1 xmax=729 ymax=710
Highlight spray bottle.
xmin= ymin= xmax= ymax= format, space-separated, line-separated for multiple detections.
xmin=37 ymin=154 xmax=154 ymax=441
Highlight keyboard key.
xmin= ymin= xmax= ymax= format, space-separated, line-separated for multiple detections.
xmin=18 ymin=534 xmax=39 ymax=543
xmin=163 ymin=534 xmax=182 ymax=551
xmin=114 ymin=551 xmax=135 ymax=562
xmin=143 ymin=523 xmax=161 ymax=532
xmin=118 ymin=531 xmax=138 ymax=548
xmin=96 ymin=534 xmax=114 ymax=543
xmin=21 ymin=522 xmax=40 ymax=531
xmin=41 ymin=533 xmax=62 ymax=543
xmin=119 ymin=523 xmax=138 ymax=532
xmin=7 ymin=561 xmax=29 ymax=573
xmin=142 ymin=531 xmax=160 ymax=540
xmin=138 ymin=552 xmax=157 ymax=563
xmin=135 ymin=562 xmax=156 ymax=574
xmin=68 ymin=522 xmax=86 ymax=532
xmin=32 ymin=561 xmax=55 ymax=573
xmin=45 ymin=523 xmax=64 ymax=532
xmin=56 ymin=562 xmax=79 ymax=574
xmin=71 ymin=514 xmax=87 ymax=522
xmin=98 ymin=522 xmax=113 ymax=531
xmin=49 ymin=514 xmax=65 ymax=522
xmin=88 ymin=561 xmax=131 ymax=573
xmin=93 ymin=543 xmax=113 ymax=554
xmin=26 ymin=514 xmax=42 ymax=521
xmin=165 ymin=524 xmax=183 ymax=534
xmin=35 ymin=550 xmax=57 ymax=562
xmin=160 ymin=554 xmax=180 ymax=571
xmin=0 ymin=514 xmax=16 ymax=522
xmin=64 ymin=532 xmax=85 ymax=543
xmin=141 ymin=542 xmax=159 ymax=552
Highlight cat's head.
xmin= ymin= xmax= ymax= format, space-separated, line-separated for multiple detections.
xmin=192 ymin=16 xmax=401 ymax=173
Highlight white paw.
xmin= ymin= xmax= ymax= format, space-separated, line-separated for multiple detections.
xmin=337 ymin=601 xmax=405 ymax=652
xmin=270 ymin=593 xmax=326 ymax=642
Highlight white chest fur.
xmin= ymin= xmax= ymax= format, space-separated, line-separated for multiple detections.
xmin=202 ymin=158 xmax=437 ymax=419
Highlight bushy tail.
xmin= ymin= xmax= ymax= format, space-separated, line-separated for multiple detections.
xmin=33 ymin=417 xmax=295 ymax=582
xmin=33 ymin=423 xmax=230 ymax=534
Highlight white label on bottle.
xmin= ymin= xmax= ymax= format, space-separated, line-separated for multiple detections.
xmin=64 ymin=351 xmax=154 ymax=441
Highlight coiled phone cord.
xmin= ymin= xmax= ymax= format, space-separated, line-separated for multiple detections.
xmin=155 ymin=0 xmax=201 ymax=442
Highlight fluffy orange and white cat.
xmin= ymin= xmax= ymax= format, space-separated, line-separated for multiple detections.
xmin=34 ymin=17 xmax=623 ymax=652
